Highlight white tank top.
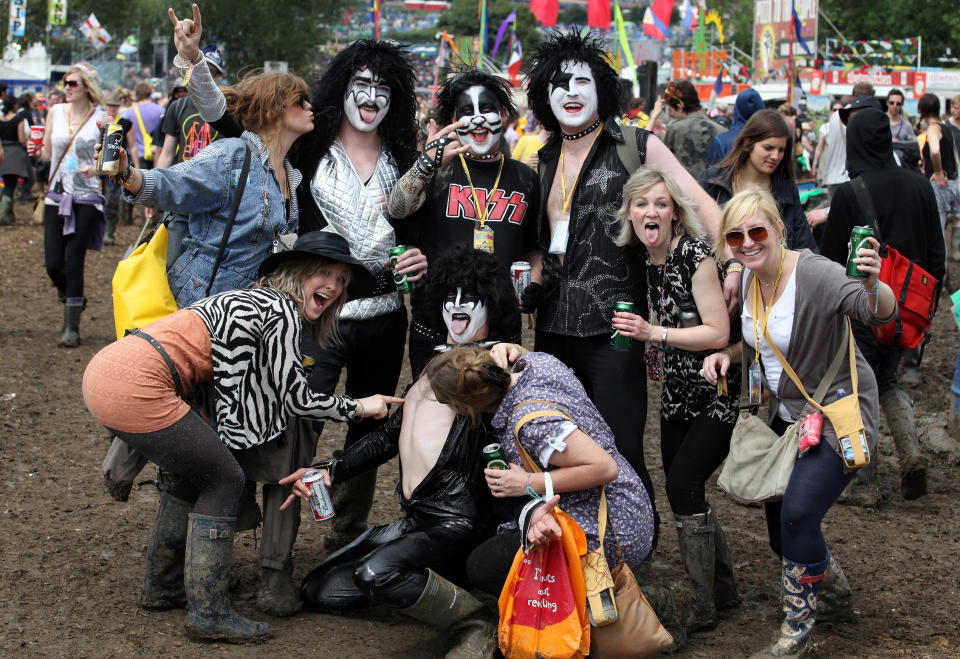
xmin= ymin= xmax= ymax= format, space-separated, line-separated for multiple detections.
xmin=742 ymin=267 xmax=797 ymax=421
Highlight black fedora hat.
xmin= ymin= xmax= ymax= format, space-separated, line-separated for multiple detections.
xmin=258 ymin=231 xmax=377 ymax=300
xmin=839 ymin=96 xmax=882 ymax=125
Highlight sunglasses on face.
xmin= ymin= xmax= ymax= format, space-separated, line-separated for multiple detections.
xmin=724 ymin=226 xmax=769 ymax=248
xmin=296 ymin=95 xmax=310 ymax=109
xmin=888 ymin=101 xmax=902 ymax=106
xmin=64 ymin=79 xmax=81 ymax=88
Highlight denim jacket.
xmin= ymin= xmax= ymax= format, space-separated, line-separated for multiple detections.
xmin=129 ymin=131 xmax=301 ymax=307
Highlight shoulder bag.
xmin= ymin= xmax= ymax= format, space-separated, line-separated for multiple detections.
xmin=850 ymin=176 xmax=938 ymax=349
xmin=133 ymin=103 xmax=154 ymax=161
xmin=717 ymin=276 xmax=851 ymax=504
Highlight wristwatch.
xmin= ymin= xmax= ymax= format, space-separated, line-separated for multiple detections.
xmin=661 ymin=326 xmax=669 ymax=347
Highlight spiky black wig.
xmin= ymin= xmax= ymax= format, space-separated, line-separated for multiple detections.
xmin=525 ymin=29 xmax=624 ymax=133
xmin=425 ymin=243 xmax=521 ymax=343
xmin=295 ymin=40 xmax=419 ymax=179
xmin=435 ymin=69 xmax=517 ymax=125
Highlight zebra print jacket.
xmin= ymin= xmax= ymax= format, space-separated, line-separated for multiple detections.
xmin=189 ymin=287 xmax=358 ymax=449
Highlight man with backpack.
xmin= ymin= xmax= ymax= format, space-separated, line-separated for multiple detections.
xmin=820 ymin=108 xmax=944 ymax=504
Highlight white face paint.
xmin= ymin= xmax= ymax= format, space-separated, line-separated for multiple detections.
xmin=442 ymin=288 xmax=489 ymax=344
xmin=548 ymin=60 xmax=599 ymax=132
xmin=454 ymin=85 xmax=504 ymax=156
xmin=343 ymin=67 xmax=391 ymax=132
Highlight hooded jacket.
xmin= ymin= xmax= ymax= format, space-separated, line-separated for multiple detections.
xmin=706 ymin=88 xmax=764 ymax=167
xmin=821 ymin=108 xmax=945 ymax=286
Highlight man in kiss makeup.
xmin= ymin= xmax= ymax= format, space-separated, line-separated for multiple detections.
xmin=524 ymin=31 xmax=724 ymax=544
xmin=179 ymin=29 xmax=426 ymax=615
xmin=388 ymin=69 xmax=543 ymax=379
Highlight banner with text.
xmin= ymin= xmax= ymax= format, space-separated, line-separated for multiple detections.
xmin=753 ymin=0 xmax=818 ymax=75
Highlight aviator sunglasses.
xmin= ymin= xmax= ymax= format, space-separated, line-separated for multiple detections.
xmin=297 ymin=94 xmax=311 ymax=109
xmin=724 ymin=226 xmax=769 ymax=248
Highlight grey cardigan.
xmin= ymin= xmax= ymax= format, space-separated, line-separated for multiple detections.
xmin=750 ymin=251 xmax=896 ymax=465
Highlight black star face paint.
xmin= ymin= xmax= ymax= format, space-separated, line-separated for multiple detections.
xmin=548 ymin=60 xmax=599 ymax=132
xmin=453 ymin=85 xmax=503 ymax=157
xmin=343 ymin=67 xmax=391 ymax=133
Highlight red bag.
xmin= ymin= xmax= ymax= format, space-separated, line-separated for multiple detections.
xmin=498 ymin=506 xmax=590 ymax=659
xmin=871 ymin=245 xmax=938 ymax=349
xmin=850 ymin=177 xmax=939 ymax=349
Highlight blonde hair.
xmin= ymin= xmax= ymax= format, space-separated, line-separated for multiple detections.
xmin=716 ymin=188 xmax=786 ymax=255
xmin=222 ymin=71 xmax=308 ymax=134
xmin=64 ymin=64 xmax=104 ymax=107
xmin=613 ymin=166 xmax=704 ymax=247
xmin=423 ymin=346 xmax=511 ymax=426
xmin=251 ymin=256 xmax=347 ymax=347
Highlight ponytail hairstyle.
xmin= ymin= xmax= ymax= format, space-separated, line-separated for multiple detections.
xmin=423 ymin=345 xmax=512 ymax=426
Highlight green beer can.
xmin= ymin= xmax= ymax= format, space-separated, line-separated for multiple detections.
xmin=389 ymin=245 xmax=413 ymax=293
xmin=846 ymin=226 xmax=875 ymax=278
xmin=611 ymin=301 xmax=635 ymax=351
xmin=483 ymin=443 xmax=509 ymax=470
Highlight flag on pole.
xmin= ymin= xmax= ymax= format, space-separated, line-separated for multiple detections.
xmin=118 ymin=35 xmax=138 ymax=56
xmin=372 ymin=0 xmax=380 ymax=40
xmin=681 ymin=0 xmax=698 ymax=32
xmin=791 ymin=0 xmax=812 ymax=56
xmin=587 ymin=0 xmax=611 ymax=30
xmin=507 ymin=27 xmax=523 ymax=84
xmin=614 ymin=2 xmax=636 ymax=83
xmin=529 ymin=0 xmax=558 ymax=28
xmin=48 ymin=0 xmax=67 ymax=26
xmin=707 ymin=69 xmax=723 ymax=111
xmin=8 ymin=0 xmax=26 ymax=38
xmin=643 ymin=0 xmax=672 ymax=41
xmin=79 ymin=13 xmax=111 ymax=47
xmin=478 ymin=0 xmax=488 ymax=57
xmin=490 ymin=10 xmax=516 ymax=62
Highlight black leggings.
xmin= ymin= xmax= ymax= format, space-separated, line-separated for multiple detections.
xmin=660 ymin=415 xmax=734 ymax=516
xmin=2 ymin=174 xmax=17 ymax=198
xmin=466 ymin=531 xmax=517 ymax=597
xmin=110 ymin=411 xmax=246 ymax=517
xmin=763 ymin=417 xmax=855 ymax=563
xmin=43 ymin=203 xmax=104 ymax=301
xmin=300 ymin=516 xmax=477 ymax=611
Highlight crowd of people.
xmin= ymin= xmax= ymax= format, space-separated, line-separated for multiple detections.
xmin=2 ymin=4 xmax=945 ymax=656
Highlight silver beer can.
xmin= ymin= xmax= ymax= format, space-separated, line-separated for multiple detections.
xmin=303 ymin=470 xmax=335 ymax=521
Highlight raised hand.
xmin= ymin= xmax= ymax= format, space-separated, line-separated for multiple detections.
xmin=168 ymin=3 xmax=203 ymax=63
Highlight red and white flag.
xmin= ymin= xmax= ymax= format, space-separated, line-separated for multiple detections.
xmin=79 ymin=13 xmax=111 ymax=47
xmin=507 ymin=38 xmax=523 ymax=84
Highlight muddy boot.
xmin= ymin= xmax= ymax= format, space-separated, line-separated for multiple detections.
xmin=710 ymin=507 xmax=742 ymax=612
xmin=184 ymin=514 xmax=271 ymax=643
xmin=58 ymin=302 xmax=83 ymax=348
xmin=880 ymin=388 xmax=927 ymax=500
xmin=256 ymin=562 xmax=301 ymax=617
xmin=139 ymin=492 xmax=192 ymax=610
xmin=900 ymin=347 xmax=922 ymax=386
xmin=323 ymin=468 xmax=377 ymax=552
xmin=674 ymin=511 xmax=718 ymax=632
xmin=748 ymin=556 xmax=828 ymax=658
xmin=816 ymin=552 xmax=853 ymax=623
xmin=838 ymin=460 xmax=881 ymax=508
xmin=400 ymin=569 xmax=497 ymax=659
xmin=104 ymin=215 xmax=117 ymax=245
xmin=638 ymin=583 xmax=684 ymax=652
xmin=950 ymin=225 xmax=960 ymax=261
xmin=0 ymin=195 xmax=13 ymax=225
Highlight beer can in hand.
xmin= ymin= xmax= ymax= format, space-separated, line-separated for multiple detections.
xmin=389 ymin=245 xmax=413 ymax=293
xmin=610 ymin=301 xmax=635 ymax=351
xmin=96 ymin=122 xmax=123 ymax=176
xmin=303 ymin=470 xmax=335 ymax=521
xmin=846 ymin=226 xmax=875 ymax=278
xmin=510 ymin=261 xmax=532 ymax=307
xmin=483 ymin=443 xmax=509 ymax=470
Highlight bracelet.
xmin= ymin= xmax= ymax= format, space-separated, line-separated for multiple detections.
xmin=417 ymin=152 xmax=436 ymax=173
xmin=526 ymin=472 xmax=533 ymax=493
xmin=115 ymin=166 xmax=135 ymax=187
xmin=867 ymin=279 xmax=880 ymax=314
xmin=353 ymin=398 xmax=365 ymax=420
xmin=661 ymin=326 xmax=669 ymax=347
xmin=725 ymin=347 xmax=734 ymax=360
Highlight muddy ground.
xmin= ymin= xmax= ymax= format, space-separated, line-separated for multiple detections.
xmin=1 ymin=212 xmax=959 ymax=657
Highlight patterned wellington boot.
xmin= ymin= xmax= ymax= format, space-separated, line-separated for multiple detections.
xmin=749 ymin=556 xmax=829 ymax=657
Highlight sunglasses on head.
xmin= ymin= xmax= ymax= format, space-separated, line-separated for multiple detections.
xmin=63 ymin=79 xmax=81 ymax=88
xmin=724 ymin=226 xmax=769 ymax=248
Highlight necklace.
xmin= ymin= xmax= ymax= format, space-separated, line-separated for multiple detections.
xmin=758 ymin=278 xmax=776 ymax=288
xmin=464 ymin=151 xmax=501 ymax=161
xmin=560 ymin=117 xmax=601 ymax=141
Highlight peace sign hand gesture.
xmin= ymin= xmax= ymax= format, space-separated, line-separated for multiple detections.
xmin=168 ymin=3 xmax=203 ymax=63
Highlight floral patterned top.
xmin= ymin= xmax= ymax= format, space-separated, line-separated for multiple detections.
xmin=645 ymin=235 xmax=739 ymax=424
xmin=490 ymin=352 xmax=654 ymax=569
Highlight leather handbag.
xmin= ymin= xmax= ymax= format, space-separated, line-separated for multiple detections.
xmin=718 ymin=275 xmax=851 ymax=504
xmin=588 ymin=495 xmax=673 ymax=659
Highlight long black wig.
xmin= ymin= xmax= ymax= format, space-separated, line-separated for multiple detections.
xmin=434 ymin=69 xmax=516 ymax=125
xmin=525 ymin=29 xmax=624 ymax=133
xmin=295 ymin=40 xmax=419 ymax=179
xmin=425 ymin=243 xmax=521 ymax=343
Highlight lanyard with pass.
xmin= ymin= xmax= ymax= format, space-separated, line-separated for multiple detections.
xmin=749 ymin=246 xmax=786 ymax=405
xmin=549 ymin=128 xmax=602 ymax=254
xmin=459 ymin=154 xmax=503 ymax=254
